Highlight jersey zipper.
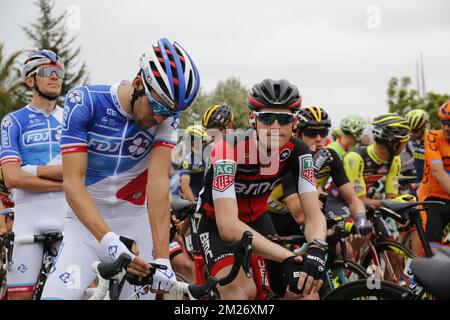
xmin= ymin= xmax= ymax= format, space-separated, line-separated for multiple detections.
xmin=46 ymin=116 xmax=52 ymax=164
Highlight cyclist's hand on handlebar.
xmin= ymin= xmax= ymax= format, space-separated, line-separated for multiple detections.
xmin=353 ymin=213 xmax=372 ymax=236
xmin=171 ymin=214 xmax=183 ymax=232
xmin=100 ymin=232 xmax=150 ymax=277
xmin=150 ymin=258 xmax=177 ymax=294
xmin=298 ymin=247 xmax=327 ymax=295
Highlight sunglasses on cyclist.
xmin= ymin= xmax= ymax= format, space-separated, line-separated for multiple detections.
xmin=253 ymin=112 xmax=295 ymax=126
xmin=144 ymin=91 xmax=175 ymax=116
xmin=34 ymin=66 xmax=64 ymax=79
xmin=301 ymin=128 xmax=329 ymax=138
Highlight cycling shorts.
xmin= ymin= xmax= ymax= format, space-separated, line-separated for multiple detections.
xmin=41 ymin=206 xmax=155 ymax=300
xmin=6 ymin=197 xmax=66 ymax=295
xmin=196 ymin=212 xmax=276 ymax=276
xmin=423 ymin=196 xmax=450 ymax=243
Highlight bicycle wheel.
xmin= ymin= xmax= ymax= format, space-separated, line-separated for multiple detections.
xmin=322 ymin=279 xmax=415 ymax=300
xmin=361 ymin=240 xmax=416 ymax=284
xmin=320 ymin=259 xmax=368 ymax=297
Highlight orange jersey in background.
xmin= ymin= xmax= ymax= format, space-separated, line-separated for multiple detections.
xmin=417 ymin=129 xmax=450 ymax=201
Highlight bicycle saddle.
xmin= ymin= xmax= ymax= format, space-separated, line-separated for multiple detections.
xmin=171 ymin=198 xmax=194 ymax=212
xmin=380 ymin=200 xmax=445 ymax=214
xmin=411 ymin=247 xmax=450 ymax=299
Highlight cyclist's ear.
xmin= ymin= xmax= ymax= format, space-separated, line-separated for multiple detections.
xmin=132 ymin=74 xmax=144 ymax=91
xmin=248 ymin=111 xmax=256 ymax=126
xmin=25 ymin=75 xmax=34 ymax=89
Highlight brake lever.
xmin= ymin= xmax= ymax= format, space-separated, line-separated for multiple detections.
xmin=241 ymin=231 xmax=253 ymax=278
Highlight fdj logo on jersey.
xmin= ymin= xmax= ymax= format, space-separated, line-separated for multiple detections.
xmin=24 ymin=130 xmax=51 ymax=145
xmin=300 ymin=155 xmax=314 ymax=185
xmin=212 ymin=160 xmax=236 ymax=192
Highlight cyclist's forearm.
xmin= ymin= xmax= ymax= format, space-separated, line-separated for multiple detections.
xmin=432 ymin=166 xmax=450 ymax=195
xmin=37 ymin=165 xmax=63 ymax=181
xmin=284 ymin=194 xmax=305 ymax=224
xmin=0 ymin=215 xmax=6 ymax=235
xmin=64 ymin=180 xmax=111 ymax=241
xmin=303 ymin=211 xmax=327 ymax=243
xmin=148 ymin=177 xmax=171 ymax=259
xmin=359 ymin=195 xmax=382 ymax=208
xmin=339 ymin=183 xmax=366 ymax=215
xmin=6 ymin=172 xmax=63 ymax=192
xmin=180 ymin=178 xmax=195 ymax=202
xmin=300 ymin=192 xmax=327 ymax=242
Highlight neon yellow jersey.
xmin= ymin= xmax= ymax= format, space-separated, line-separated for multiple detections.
xmin=343 ymin=144 xmax=401 ymax=196
xmin=267 ymin=183 xmax=290 ymax=214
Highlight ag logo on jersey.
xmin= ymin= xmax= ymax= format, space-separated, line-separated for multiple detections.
xmin=299 ymin=154 xmax=315 ymax=186
xmin=279 ymin=148 xmax=291 ymax=162
xmin=212 ymin=160 xmax=236 ymax=192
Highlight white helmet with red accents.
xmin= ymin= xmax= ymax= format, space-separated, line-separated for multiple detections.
xmin=22 ymin=49 xmax=64 ymax=79
xmin=139 ymin=38 xmax=200 ymax=113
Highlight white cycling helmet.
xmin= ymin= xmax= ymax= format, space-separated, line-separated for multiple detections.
xmin=22 ymin=49 xmax=64 ymax=79
xmin=139 ymin=38 xmax=200 ymax=113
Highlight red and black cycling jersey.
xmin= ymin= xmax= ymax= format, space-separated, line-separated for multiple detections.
xmin=197 ymin=131 xmax=317 ymax=223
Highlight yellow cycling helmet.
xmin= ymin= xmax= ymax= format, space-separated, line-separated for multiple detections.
xmin=405 ymin=109 xmax=429 ymax=131
xmin=371 ymin=113 xmax=411 ymax=143
xmin=186 ymin=125 xmax=208 ymax=141
xmin=202 ymin=103 xmax=234 ymax=129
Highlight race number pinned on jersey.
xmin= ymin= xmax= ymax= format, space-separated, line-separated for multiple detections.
xmin=212 ymin=160 xmax=236 ymax=192
xmin=299 ymin=154 xmax=315 ymax=186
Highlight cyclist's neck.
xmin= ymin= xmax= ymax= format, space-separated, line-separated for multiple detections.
xmin=339 ymin=134 xmax=355 ymax=151
xmin=373 ymin=143 xmax=391 ymax=161
xmin=30 ymin=94 xmax=57 ymax=115
xmin=117 ymin=82 xmax=134 ymax=116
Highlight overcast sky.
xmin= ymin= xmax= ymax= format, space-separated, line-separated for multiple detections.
xmin=1 ymin=0 xmax=449 ymax=129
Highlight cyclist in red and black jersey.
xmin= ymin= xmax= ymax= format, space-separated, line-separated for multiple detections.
xmin=196 ymin=79 xmax=327 ymax=300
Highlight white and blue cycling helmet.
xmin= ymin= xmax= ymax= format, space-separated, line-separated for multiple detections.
xmin=139 ymin=38 xmax=200 ymax=113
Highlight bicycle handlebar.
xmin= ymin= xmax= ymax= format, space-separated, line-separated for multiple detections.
xmin=91 ymin=230 xmax=254 ymax=300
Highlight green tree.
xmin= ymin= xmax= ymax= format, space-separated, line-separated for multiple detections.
xmin=423 ymin=91 xmax=450 ymax=129
xmin=180 ymin=77 xmax=250 ymax=129
xmin=387 ymin=77 xmax=423 ymax=115
xmin=0 ymin=43 xmax=27 ymax=119
xmin=387 ymin=76 xmax=449 ymax=129
xmin=22 ymin=0 xmax=89 ymax=104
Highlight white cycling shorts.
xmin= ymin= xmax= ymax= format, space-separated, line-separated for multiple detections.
xmin=6 ymin=196 xmax=66 ymax=295
xmin=41 ymin=205 xmax=155 ymax=300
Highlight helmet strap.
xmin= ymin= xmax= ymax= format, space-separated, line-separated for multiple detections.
xmin=130 ymin=87 xmax=146 ymax=113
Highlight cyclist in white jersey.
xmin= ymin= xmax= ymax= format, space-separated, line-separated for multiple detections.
xmin=1 ymin=50 xmax=67 ymax=300
xmin=41 ymin=38 xmax=200 ymax=300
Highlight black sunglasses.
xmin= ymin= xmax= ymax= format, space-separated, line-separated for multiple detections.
xmin=253 ymin=112 xmax=295 ymax=126
xmin=302 ymin=128 xmax=329 ymax=138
